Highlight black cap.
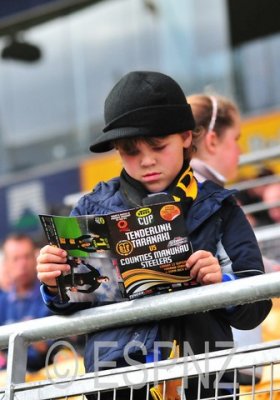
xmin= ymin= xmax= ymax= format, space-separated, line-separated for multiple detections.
xmin=90 ymin=71 xmax=195 ymax=153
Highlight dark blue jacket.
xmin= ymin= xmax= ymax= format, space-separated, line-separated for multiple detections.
xmin=43 ymin=177 xmax=271 ymax=379
xmin=1 ymin=281 xmax=52 ymax=371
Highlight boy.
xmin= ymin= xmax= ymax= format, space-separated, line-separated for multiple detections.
xmin=37 ymin=71 xmax=271 ymax=399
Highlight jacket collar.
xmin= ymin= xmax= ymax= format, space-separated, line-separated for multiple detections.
xmin=187 ymin=180 xmax=237 ymax=233
xmin=191 ymin=158 xmax=226 ymax=187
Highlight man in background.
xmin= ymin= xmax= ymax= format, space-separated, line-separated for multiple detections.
xmin=0 ymin=233 xmax=51 ymax=372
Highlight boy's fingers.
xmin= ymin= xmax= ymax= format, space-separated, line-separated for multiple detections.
xmin=36 ymin=244 xmax=69 ymax=287
xmin=196 ymin=266 xmax=222 ymax=285
xmin=201 ymin=272 xmax=222 ymax=285
xmin=39 ymin=245 xmax=67 ymax=257
xmin=186 ymin=250 xmax=210 ymax=267
xmin=188 ymin=256 xmax=216 ymax=276
xmin=37 ymin=270 xmax=62 ymax=283
xmin=37 ymin=251 xmax=68 ymax=265
xmin=37 ymin=263 xmax=70 ymax=274
xmin=186 ymin=251 xmax=221 ymax=282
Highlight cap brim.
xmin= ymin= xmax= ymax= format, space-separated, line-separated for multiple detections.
xmin=89 ymin=126 xmax=191 ymax=153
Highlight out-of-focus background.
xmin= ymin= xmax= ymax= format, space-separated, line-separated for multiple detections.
xmin=1 ymin=2 xmax=280 ymax=396
xmin=0 ymin=0 xmax=279 ymax=243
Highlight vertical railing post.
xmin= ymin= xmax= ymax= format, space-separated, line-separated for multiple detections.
xmin=5 ymin=333 xmax=28 ymax=400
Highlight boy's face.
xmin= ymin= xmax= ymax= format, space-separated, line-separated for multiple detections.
xmin=117 ymin=132 xmax=192 ymax=193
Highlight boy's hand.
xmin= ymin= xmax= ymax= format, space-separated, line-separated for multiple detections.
xmin=186 ymin=250 xmax=222 ymax=285
xmin=37 ymin=245 xmax=70 ymax=292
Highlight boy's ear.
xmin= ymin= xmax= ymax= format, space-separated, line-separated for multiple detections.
xmin=182 ymin=130 xmax=192 ymax=149
xmin=204 ymin=130 xmax=218 ymax=154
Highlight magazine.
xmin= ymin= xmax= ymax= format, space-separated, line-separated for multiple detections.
xmin=39 ymin=201 xmax=196 ymax=303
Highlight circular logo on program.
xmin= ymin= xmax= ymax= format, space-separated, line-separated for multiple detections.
xmin=160 ymin=204 xmax=181 ymax=221
xmin=116 ymin=240 xmax=134 ymax=256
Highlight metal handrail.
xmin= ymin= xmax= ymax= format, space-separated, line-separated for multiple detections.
xmin=238 ymin=145 xmax=280 ymax=165
xmin=1 ymin=272 xmax=279 ymax=350
xmin=254 ymin=222 xmax=280 ymax=242
xmin=227 ymin=173 xmax=280 ymax=191
xmin=242 ymin=199 xmax=280 ymax=215
xmin=3 ymin=340 xmax=280 ymax=400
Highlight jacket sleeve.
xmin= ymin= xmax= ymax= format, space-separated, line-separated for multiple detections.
xmin=40 ymin=284 xmax=92 ymax=315
xmin=221 ymin=300 xmax=272 ymax=330
xmin=221 ymin=198 xmax=265 ymax=277
xmin=219 ymin=198 xmax=272 ymax=329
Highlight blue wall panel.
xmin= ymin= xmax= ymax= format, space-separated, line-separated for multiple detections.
xmin=0 ymin=167 xmax=80 ymax=243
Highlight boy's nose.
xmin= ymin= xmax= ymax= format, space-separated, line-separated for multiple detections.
xmin=140 ymin=154 xmax=156 ymax=167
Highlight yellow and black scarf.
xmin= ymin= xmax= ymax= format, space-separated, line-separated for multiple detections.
xmin=120 ymin=160 xmax=198 ymax=209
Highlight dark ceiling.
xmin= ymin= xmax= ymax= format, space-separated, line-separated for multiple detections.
xmin=1 ymin=1 xmax=279 ymax=47
xmin=0 ymin=0 xmax=102 ymax=37
xmin=227 ymin=0 xmax=280 ymax=47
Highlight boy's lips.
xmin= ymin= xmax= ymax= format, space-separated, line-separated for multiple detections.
xmin=142 ymin=172 xmax=161 ymax=182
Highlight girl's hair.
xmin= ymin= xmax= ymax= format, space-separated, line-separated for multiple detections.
xmin=187 ymin=94 xmax=239 ymax=147
xmin=114 ymin=132 xmax=196 ymax=160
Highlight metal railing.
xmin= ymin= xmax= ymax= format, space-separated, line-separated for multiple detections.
xmin=254 ymin=223 xmax=280 ymax=243
xmin=1 ymin=273 xmax=280 ymax=399
xmin=1 ymin=273 xmax=280 ymax=351
xmin=254 ymin=222 xmax=280 ymax=263
xmin=1 ymin=340 xmax=280 ymax=400
xmin=238 ymin=145 xmax=280 ymax=166
xmin=228 ymin=173 xmax=280 ymax=192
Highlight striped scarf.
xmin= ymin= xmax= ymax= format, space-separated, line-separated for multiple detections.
xmin=120 ymin=160 xmax=198 ymax=209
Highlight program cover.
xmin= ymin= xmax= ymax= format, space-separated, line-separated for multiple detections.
xmin=39 ymin=202 xmax=196 ymax=302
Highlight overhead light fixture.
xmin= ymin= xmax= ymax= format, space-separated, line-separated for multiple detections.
xmin=143 ymin=0 xmax=158 ymax=15
xmin=1 ymin=36 xmax=41 ymax=62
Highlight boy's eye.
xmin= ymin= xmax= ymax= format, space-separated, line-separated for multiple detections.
xmin=153 ymin=145 xmax=166 ymax=151
xmin=121 ymin=148 xmax=140 ymax=156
